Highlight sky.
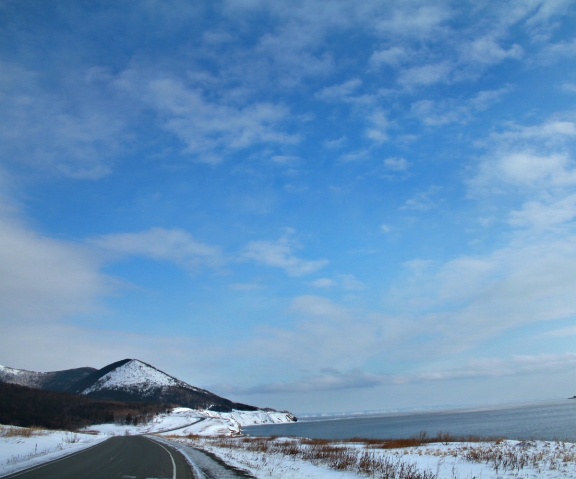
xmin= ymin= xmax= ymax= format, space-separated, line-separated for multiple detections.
xmin=1 ymin=0 xmax=576 ymax=415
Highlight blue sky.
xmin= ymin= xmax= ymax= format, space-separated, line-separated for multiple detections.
xmin=1 ymin=0 xmax=576 ymax=414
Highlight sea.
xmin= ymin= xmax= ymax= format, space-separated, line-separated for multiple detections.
xmin=245 ymin=399 xmax=576 ymax=442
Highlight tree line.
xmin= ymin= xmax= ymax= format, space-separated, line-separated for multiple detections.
xmin=0 ymin=381 xmax=171 ymax=430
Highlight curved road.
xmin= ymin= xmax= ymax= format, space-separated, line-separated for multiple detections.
xmin=3 ymin=436 xmax=193 ymax=479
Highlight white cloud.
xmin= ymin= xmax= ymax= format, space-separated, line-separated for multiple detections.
xmin=541 ymin=326 xmax=576 ymax=338
xmin=242 ymin=232 xmax=328 ymax=276
xmin=370 ymin=46 xmax=410 ymax=68
xmin=459 ymin=36 xmax=523 ymax=65
xmin=411 ymin=87 xmax=511 ymax=126
xmin=365 ymin=109 xmax=390 ymax=143
xmin=339 ymin=149 xmax=370 ymax=162
xmin=388 ymin=236 xmax=576 ymax=349
xmin=147 ymin=77 xmax=300 ymax=160
xmin=374 ymin=5 xmax=451 ymax=39
xmin=271 ymin=155 xmax=300 ymax=164
xmin=316 ymin=79 xmax=362 ymax=101
xmin=397 ymin=62 xmax=452 ymax=88
xmin=490 ymin=119 xmax=576 ymax=144
xmin=223 ymin=351 xmax=576 ymax=394
xmin=0 ymin=61 xmax=125 ymax=179
xmin=417 ymin=353 xmax=576 ymax=381
xmin=384 ymin=157 xmax=409 ymax=171
xmin=498 ymin=152 xmax=576 ymax=186
xmin=0 ymin=215 xmax=110 ymax=322
xmin=290 ymin=295 xmax=345 ymax=317
xmin=90 ymin=227 xmax=224 ymax=272
xmin=309 ymin=278 xmax=335 ymax=288
xmin=380 ymin=224 xmax=392 ymax=233
xmin=242 ymin=295 xmax=397 ymax=371
xmin=539 ymin=38 xmax=576 ymax=63
xmin=401 ymin=186 xmax=441 ymax=211
xmin=310 ymin=274 xmax=367 ymax=290
xmin=471 ymin=119 xmax=576 ymax=199
xmin=338 ymin=274 xmax=368 ymax=291
xmin=509 ymin=193 xmax=576 ymax=229
xmin=0 ymin=319 xmax=228 ymax=388
xmin=323 ymin=136 xmax=347 ymax=149
xmin=228 ymin=368 xmax=389 ymax=394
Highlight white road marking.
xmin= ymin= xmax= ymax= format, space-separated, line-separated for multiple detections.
xmin=151 ymin=441 xmax=177 ymax=479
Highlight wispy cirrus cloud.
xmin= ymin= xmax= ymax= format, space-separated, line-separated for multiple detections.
xmin=310 ymin=274 xmax=367 ymax=290
xmin=147 ymin=78 xmax=300 ymax=163
xmin=242 ymin=232 xmax=328 ymax=276
xmin=89 ymin=227 xmax=225 ymax=272
xmin=0 ymin=61 xmax=126 ymax=179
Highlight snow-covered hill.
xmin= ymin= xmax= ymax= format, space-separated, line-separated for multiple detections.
xmin=1 ymin=358 xmax=298 ymax=423
xmin=80 ymin=359 xmax=199 ymax=396
xmin=0 ymin=364 xmax=95 ymax=391
xmin=68 ymin=359 xmax=294 ymax=417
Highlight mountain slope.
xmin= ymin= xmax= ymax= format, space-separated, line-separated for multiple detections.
xmin=0 ymin=364 xmax=96 ymax=392
xmin=0 ymin=381 xmax=168 ymax=430
xmin=67 ymin=359 xmax=260 ymax=412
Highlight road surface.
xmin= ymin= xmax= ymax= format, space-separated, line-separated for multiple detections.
xmin=2 ymin=435 xmax=193 ymax=479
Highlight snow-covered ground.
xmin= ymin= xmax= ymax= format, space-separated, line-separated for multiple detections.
xmin=169 ymin=435 xmax=576 ymax=479
xmin=0 ymin=426 xmax=107 ymax=477
xmin=10 ymin=408 xmax=574 ymax=479
xmin=0 ymin=408 xmax=295 ymax=476
xmin=85 ymin=407 xmax=296 ymax=436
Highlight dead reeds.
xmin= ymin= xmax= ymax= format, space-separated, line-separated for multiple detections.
xmin=0 ymin=426 xmax=48 ymax=438
xmin=192 ymin=435 xmax=439 ymax=479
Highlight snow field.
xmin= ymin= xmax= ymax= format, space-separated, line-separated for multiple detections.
xmin=84 ymin=407 xmax=295 ymax=436
xmin=170 ymin=435 xmax=576 ymax=479
xmin=0 ymin=426 xmax=108 ymax=477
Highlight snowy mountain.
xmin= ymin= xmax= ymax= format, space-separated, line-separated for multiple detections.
xmin=0 ymin=364 xmax=96 ymax=391
xmin=1 ymin=358 xmax=297 ymax=418
xmin=67 ymin=359 xmax=267 ymax=413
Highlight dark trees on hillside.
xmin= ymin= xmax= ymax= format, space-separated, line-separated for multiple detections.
xmin=0 ymin=382 xmax=170 ymax=431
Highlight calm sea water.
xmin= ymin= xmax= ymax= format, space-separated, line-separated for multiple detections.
xmin=245 ymin=399 xmax=576 ymax=441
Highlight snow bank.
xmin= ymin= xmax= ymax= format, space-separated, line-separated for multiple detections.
xmin=0 ymin=426 xmax=107 ymax=477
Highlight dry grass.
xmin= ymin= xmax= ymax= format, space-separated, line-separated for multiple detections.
xmin=187 ymin=435 xmax=439 ymax=479
xmin=462 ymin=440 xmax=576 ymax=473
xmin=0 ymin=426 xmax=48 ymax=438
xmin=170 ymin=433 xmax=576 ymax=477
xmin=337 ymin=432 xmax=502 ymax=449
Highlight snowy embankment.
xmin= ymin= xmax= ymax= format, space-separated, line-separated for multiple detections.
xmin=0 ymin=408 xmax=294 ymax=476
xmin=85 ymin=407 xmax=296 ymax=436
xmin=0 ymin=426 xmax=107 ymax=477
xmin=166 ymin=435 xmax=576 ymax=479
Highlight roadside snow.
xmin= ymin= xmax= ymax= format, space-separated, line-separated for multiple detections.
xmin=172 ymin=436 xmax=576 ymax=479
xmin=0 ymin=426 xmax=107 ymax=477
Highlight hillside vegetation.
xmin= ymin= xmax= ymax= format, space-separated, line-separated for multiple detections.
xmin=0 ymin=382 xmax=170 ymax=430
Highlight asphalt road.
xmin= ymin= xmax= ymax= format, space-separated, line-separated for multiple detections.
xmin=3 ymin=436 xmax=194 ymax=479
